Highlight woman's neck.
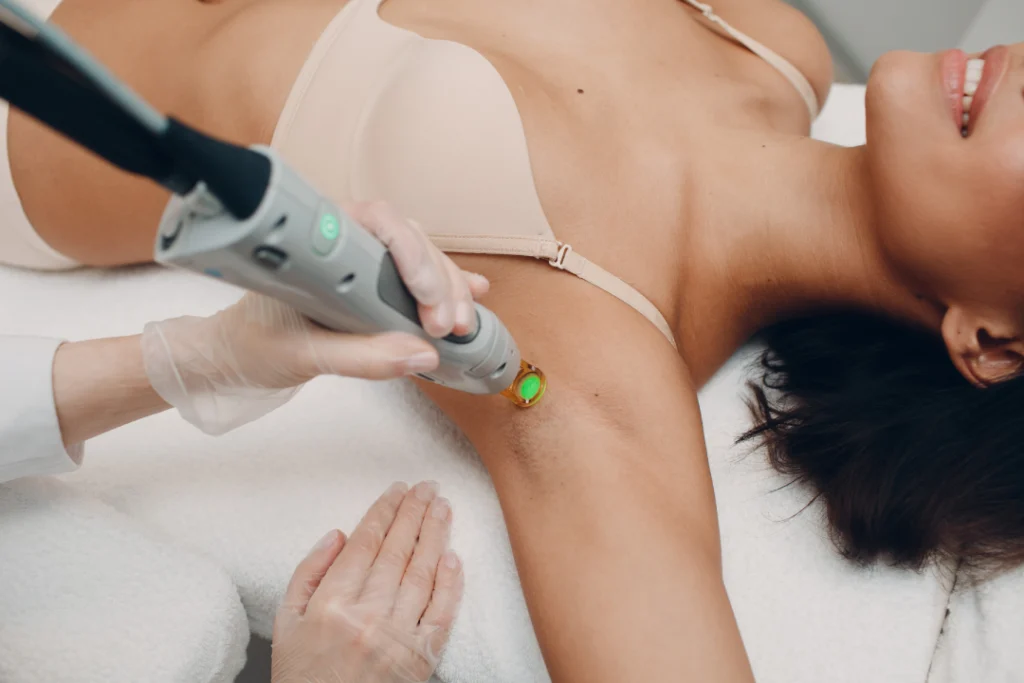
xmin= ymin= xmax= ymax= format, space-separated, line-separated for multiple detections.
xmin=679 ymin=132 xmax=943 ymax=385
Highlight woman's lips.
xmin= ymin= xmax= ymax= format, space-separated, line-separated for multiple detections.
xmin=966 ymin=45 xmax=1011 ymax=136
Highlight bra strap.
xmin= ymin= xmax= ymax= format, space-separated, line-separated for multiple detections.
xmin=682 ymin=0 xmax=820 ymax=120
xmin=429 ymin=234 xmax=678 ymax=348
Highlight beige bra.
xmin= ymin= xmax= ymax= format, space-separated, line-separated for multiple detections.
xmin=271 ymin=0 xmax=821 ymax=349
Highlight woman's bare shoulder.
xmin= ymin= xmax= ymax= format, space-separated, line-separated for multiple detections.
xmin=708 ymin=0 xmax=835 ymax=111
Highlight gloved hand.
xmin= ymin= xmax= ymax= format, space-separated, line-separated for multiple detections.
xmin=271 ymin=481 xmax=463 ymax=683
xmin=140 ymin=201 xmax=489 ymax=434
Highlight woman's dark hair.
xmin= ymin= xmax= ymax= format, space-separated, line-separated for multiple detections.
xmin=740 ymin=310 xmax=1024 ymax=578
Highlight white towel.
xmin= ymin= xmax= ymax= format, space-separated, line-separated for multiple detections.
xmin=0 ymin=477 xmax=249 ymax=683
xmin=927 ymin=565 xmax=1024 ymax=683
xmin=0 ymin=84 xmax=977 ymax=683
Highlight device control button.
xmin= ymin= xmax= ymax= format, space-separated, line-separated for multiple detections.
xmin=253 ymin=245 xmax=288 ymax=270
xmin=443 ymin=310 xmax=481 ymax=345
xmin=311 ymin=209 xmax=342 ymax=256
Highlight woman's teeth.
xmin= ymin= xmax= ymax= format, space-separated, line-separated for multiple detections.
xmin=962 ymin=58 xmax=985 ymax=136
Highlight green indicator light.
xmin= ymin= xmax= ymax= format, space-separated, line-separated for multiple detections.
xmin=320 ymin=214 xmax=340 ymax=241
xmin=518 ymin=374 xmax=542 ymax=402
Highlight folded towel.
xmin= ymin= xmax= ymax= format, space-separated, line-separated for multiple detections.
xmin=0 ymin=477 xmax=249 ymax=683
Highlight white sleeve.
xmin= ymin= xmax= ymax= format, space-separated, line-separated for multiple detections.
xmin=0 ymin=335 xmax=84 ymax=483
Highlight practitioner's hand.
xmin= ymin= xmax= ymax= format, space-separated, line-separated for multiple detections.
xmin=345 ymin=201 xmax=489 ymax=339
xmin=271 ymin=481 xmax=463 ymax=683
xmin=140 ymin=201 xmax=489 ymax=434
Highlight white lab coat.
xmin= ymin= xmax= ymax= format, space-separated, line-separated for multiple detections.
xmin=0 ymin=336 xmax=83 ymax=483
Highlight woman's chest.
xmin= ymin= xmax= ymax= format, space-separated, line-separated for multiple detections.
xmin=378 ymin=0 xmax=832 ymax=129
xmin=357 ymin=0 xmax=829 ymax=276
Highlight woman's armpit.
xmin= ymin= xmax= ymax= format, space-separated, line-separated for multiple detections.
xmin=414 ymin=349 xmax=705 ymax=490
xmin=501 ymin=388 xmax=632 ymax=475
xmin=414 ymin=251 xmax=699 ymax=475
xmin=414 ymin=374 xmax=598 ymax=476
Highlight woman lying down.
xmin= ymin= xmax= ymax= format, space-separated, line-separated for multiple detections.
xmin=5 ymin=0 xmax=1024 ymax=678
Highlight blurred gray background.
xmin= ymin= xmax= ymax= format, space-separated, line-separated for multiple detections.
xmin=787 ymin=0 xmax=1024 ymax=83
xmin=233 ymin=1 xmax=1023 ymax=680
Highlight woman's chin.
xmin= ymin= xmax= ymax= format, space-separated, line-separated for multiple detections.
xmin=866 ymin=49 xmax=958 ymax=133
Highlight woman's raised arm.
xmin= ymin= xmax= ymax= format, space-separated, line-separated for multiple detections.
xmin=417 ymin=258 xmax=755 ymax=683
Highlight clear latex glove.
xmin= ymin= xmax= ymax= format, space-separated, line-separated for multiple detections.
xmin=271 ymin=481 xmax=463 ymax=683
xmin=140 ymin=201 xmax=489 ymax=435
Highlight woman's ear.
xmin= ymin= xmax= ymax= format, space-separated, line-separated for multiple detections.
xmin=941 ymin=305 xmax=1024 ymax=387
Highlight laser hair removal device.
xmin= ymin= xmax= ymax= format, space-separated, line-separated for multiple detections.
xmin=155 ymin=147 xmax=523 ymax=396
xmin=0 ymin=0 xmax=546 ymax=404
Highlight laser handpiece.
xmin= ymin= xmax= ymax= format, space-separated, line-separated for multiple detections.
xmin=153 ymin=146 xmax=522 ymax=395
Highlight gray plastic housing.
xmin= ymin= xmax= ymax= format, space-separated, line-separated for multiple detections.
xmin=153 ymin=145 xmax=521 ymax=395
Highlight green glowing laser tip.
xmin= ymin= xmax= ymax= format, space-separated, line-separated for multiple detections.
xmin=518 ymin=374 xmax=542 ymax=401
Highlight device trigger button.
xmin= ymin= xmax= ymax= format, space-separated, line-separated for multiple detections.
xmin=443 ymin=310 xmax=482 ymax=344
xmin=253 ymin=245 xmax=288 ymax=270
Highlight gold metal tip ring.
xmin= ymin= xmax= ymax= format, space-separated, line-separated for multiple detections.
xmin=501 ymin=359 xmax=547 ymax=408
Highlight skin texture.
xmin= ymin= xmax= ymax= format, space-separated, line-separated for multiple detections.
xmin=12 ymin=0 xmax=1024 ymax=680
